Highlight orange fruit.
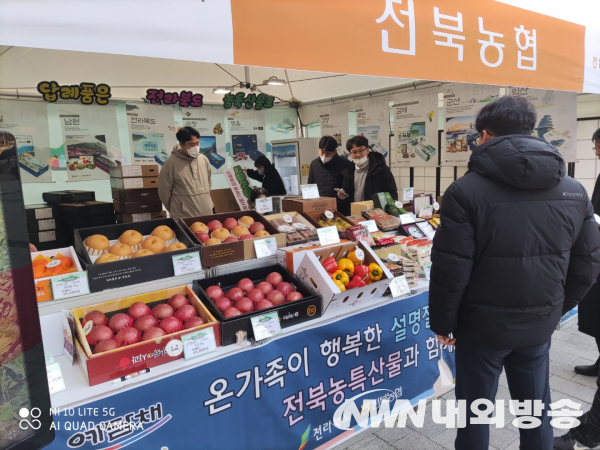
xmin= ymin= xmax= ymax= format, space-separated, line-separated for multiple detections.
xmin=33 ymin=266 xmax=45 ymax=279
xmin=58 ymin=256 xmax=72 ymax=269
xmin=32 ymin=257 xmax=48 ymax=268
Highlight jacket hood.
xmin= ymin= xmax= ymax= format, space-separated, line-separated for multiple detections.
xmin=254 ymin=154 xmax=273 ymax=170
xmin=468 ymin=135 xmax=565 ymax=190
xmin=172 ymin=144 xmax=194 ymax=161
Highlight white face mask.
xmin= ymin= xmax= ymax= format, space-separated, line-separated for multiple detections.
xmin=184 ymin=145 xmax=199 ymax=158
xmin=353 ymin=155 xmax=368 ymax=167
xmin=257 ymin=168 xmax=265 ymax=175
xmin=320 ymin=155 xmax=333 ymax=164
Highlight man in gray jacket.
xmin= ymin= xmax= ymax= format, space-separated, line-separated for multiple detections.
xmin=158 ymin=127 xmax=214 ymax=220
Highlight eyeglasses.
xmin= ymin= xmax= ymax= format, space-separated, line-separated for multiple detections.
xmin=349 ymin=147 xmax=368 ymax=156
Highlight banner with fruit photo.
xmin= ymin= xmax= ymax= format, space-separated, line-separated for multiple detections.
xmin=45 ymin=290 xmax=455 ymax=450
xmin=58 ymin=104 xmax=122 ymax=181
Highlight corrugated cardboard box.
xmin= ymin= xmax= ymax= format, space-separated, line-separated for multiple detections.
xmin=351 ymin=201 xmax=374 ymax=216
xmin=110 ymin=164 xmax=159 ymax=178
xmin=282 ymin=197 xmax=336 ymax=214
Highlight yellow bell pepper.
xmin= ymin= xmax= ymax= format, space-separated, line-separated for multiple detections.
xmin=368 ymin=263 xmax=383 ymax=282
xmin=347 ymin=250 xmax=363 ymax=266
xmin=331 ymin=270 xmax=349 ymax=286
xmin=333 ymin=279 xmax=346 ymax=291
xmin=338 ymin=258 xmax=354 ymax=275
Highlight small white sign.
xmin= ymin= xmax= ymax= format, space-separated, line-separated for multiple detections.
xmin=423 ymin=263 xmax=432 ymax=281
xmin=300 ymin=184 xmax=320 ymax=199
xmin=172 ymin=251 xmax=202 ymax=276
xmin=132 ymin=213 xmax=152 ymax=222
xmin=395 ymin=201 xmax=404 ymax=209
xmin=317 ymin=226 xmax=340 ymax=246
xmin=255 ymin=197 xmax=273 ymax=214
xmin=122 ymin=165 xmax=143 ymax=177
xmin=47 ymin=362 xmax=66 ymax=395
xmin=166 ymin=339 xmax=184 ymax=357
xmin=35 ymin=207 xmax=53 ymax=220
xmin=433 ymin=202 xmax=440 ymax=210
xmin=403 ymin=187 xmax=414 ymax=202
xmin=51 ymin=272 xmax=90 ymax=300
xmin=388 ymin=253 xmax=399 ymax=262
xmin=181 ymin=327 xmax=217 ymax=360
xmin=324 ymin=210 xmax=334 ymax=219
xmin=360 ymin=220 xmax=378 ymax=233
xmin=83 ymin=320 xmax=93 ymax=336
xmin=389 ymin=275 xmax=411 ymax=298
xmin=46 ymin=259 xmax=61 ymax=268
xmin=124 ymin=178 xmax=144 ymax=189
xmin=254 ymin=237 xmax=278 ymax=259
xmin=399 ymin=213 xmax=415 ymax=225
xmin=283 ymin=214 xmax=293 ymax=223
xmin=251 ymin=312 xmax=282 ymax=341
xmin=354 ymin=249 xmax=365 ymax=261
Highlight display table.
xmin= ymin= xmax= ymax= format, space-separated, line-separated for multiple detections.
xmin=39 ymin=257 xmax=446 ymax=450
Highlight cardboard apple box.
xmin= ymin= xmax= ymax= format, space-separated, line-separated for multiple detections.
xmin=31 ymin=246 xmax=84 ymax=302
xmin=295 ymin=241 xmax=393 ymax=314
xmin=73 ymin=285 xmax=220 ymax=386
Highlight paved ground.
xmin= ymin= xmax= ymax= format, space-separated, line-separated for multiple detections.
xmin=336 ymin=318 xmax=599 ymax=450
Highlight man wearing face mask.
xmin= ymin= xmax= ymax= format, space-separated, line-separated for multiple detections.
xmin=338 ymin=136 xmax=398 ymax=205
xmin=308 ymin=135 xmax=354 ymax=215
xmin=158 ymin=126 xmax=214 ymax=220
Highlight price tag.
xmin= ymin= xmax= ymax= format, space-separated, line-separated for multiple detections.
xmin=255 ymin=197 xmax=273 ymax=214
xmin=300 ymin=184 xmax=320 ymax=199
xmin=395 ymin=201 xmax=404 ymax=209
xmin=251 ymin=312 xmax=282 ymax=341
xmin=46 ymin=362 xmax=66 ymax=395
xmin=254 ymin=237 xmax=277 ymax=259
xmin=172 ymin=251 xmax=202 ymax=276
xmin=423 ymin=263 xmax=432 ymax=281
xmin=399 ymin=213 xmax=415 ymax=225
xmin=83 ymin=320 xmax=93 ymax=336
xmin=389 ymin=275 xmax=411 ymax=298
xmin=433 ymin=202 xmax=440 ymax=210
xmin=165 ymin=339 xmax=184 ymax=357
xmin=317 ymin=226 xmax=340 ymax=246
xmin=403 ymin=187 xmax=414 ymax=202
xmin=51 ymin=272 xmax=90 ymax=300
xmin=181 ymin=327 xmax=217 ymax=360
xmin=360 ymin=220 xmax=378 ymax=233
xmin=46 ymin=259 xmax=61 ymax=268
xmin=283 ymin=214 xmax=293 ymax=223
xmin=388 ymin=253 xmax=399 ymax=262
xmin=354 ymin=248 xmax=365 ymax=261
xmin=324 ymin=210 xmax=334 ymax=219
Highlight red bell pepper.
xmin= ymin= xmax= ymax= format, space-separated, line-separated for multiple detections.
xmin=346 ymin=275 xmax=367 ymax=289
xmin=353 ymin=264 xmax=369 ymax=281
xmin=322 ymin=257 xmax=338 ymax=274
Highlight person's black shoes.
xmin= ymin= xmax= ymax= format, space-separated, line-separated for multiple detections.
xmin=554 ymin=434 xmax=600 ymax=449
xmin=574 ymin=357 xmax=600 ymax=377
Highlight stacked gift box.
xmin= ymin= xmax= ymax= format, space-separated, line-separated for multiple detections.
xmin=110 ymin=165 xmax=162 ymax=223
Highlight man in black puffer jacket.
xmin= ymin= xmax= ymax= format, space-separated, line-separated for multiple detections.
xmin=430 ymin=96 xmax=600 ymax=450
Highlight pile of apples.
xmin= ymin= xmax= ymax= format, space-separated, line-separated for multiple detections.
xmin=205 ymin=271 xmax=304 ymax=317
xmin=83 ymin=294 xmax=205 ymax=354
xmin=190 ymin=216 xmax=270 ymax=247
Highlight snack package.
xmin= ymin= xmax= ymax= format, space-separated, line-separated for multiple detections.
xmin=345 ymin=225 xmax=375 ymax=247
xmin=269 ymin=216 xmax=318 ymax=243
xmin=416 ymin=241 xmax=432 ymax=266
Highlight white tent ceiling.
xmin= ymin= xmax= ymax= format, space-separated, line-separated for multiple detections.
xmin=0 ymin=46 xmax=415 ymax=106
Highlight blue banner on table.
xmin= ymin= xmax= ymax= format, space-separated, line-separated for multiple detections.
xmin=46 ymin=291 xmax=455 ymax=450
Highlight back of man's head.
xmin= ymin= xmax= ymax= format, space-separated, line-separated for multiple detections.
xmin=475 ymin=96 xmax=537 ymax=137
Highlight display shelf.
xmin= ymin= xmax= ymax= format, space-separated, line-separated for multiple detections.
xmin=44 ymin=286 xmax=424 ymax=410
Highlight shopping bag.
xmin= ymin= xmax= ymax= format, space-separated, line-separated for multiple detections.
xmin=433 ymin=346 xmax=454 ymax=398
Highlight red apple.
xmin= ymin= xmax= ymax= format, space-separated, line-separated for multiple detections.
xmin=222 ymin=217 xmax=239 ymax=231
xmin=276 ymin=282 xmax=294 ymax=297
xmin=256 ymin=299 xmax=275 ymax=310
xmin=286 ymin=292 xmax=304 ymax=302
xmin=239 ymin=234 xmax=254 ymax=241
xmin=256 ymin=281 xmax=274 ymax=296
xmin=215 ymin=297 xmax=233 ymax=313
xmin=207 ymin=220 xmax=223 ymax=232
xmin=167 ymin=294 xmax=189 ymax=310
xmin=184 ymin=317 xmax=205 ymax=329
xmin=266 ymin=272 xmax=283 ymax=287
xmin=108 ymin=313 xmax=134 ymax=333
xmin=237 ymin=278 xmax=255 ymax=293
xmin=133 ymin=314 xmax=158 ymax=332
xmin=246 ymin=288 xmax=265 ymax=303
xmin=141 ymin=327 xmax=165 ymax=342
xmin=249 ymin=222 xmax=265 ymax=234
xmin=127 ymin=302 xmax=151 ymax=319
xmin=93 ymin=339 xmax=120 ymax=354
xmin=225 ymin=287 xmax=244 ymax=302
xmin=87 ymin=326 xmax=114 ymax=346
xmin=174 ymin=304 xmax=197 ymax=322
xmin=235 ymin=297 xmax=254 ymax=314
xmin=159 ymin=316 xmax=183 ymax=334
xmin=195 ymin=231 xmax=210 ymax=243
xmin=115 ymin=327 xmax=141 ymax=346
xmin=83 ymin=310 xmax=108 ymax=327
xmin=223 ymin=236 xmax=239 ymax=243
xmin=152 ymin=303 xmax=174 ymax=320
xmin=266 ymin=290 xmax=285 ymax=305
xmin=205 ymin=285 xmax=224 ymax=301
xmin=224 ymin=307 xmax=242 ymax=318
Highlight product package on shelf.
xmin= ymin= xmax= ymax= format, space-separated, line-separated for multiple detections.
xmin=110 ymin=164 xmax=159 ymax=178
xmin=179 ymin=211 xmax=286 ymax=268
xmin=362 ymin=208 xmax=400 ymax=231
xmin=281 ymin=197 xmax=336 ymax=214
xmin=25 ymin=204 xmax=59 ymax=237
xmin=194 ymin=265 xmax=321 ymax=346
xmin=73 ymin=285 xmax=220 ymax=386
xmin=42 ymin=190 xmax=95 ymax=205
xmin=372 ymin=192 xmax=405 ymax=217
xmin=350 ymin=200 xmax=374 ymax=217
xmin=113 ymin=200 xmax=162 ymax=215
xmin=412 ymin=193 xmax=435 ymax=218
xmin=115 ymin=211 xmax=163 ymax=223
xmin=110 ymin=177 xmax=159 ymax=190
xmin=295 ymin=241 xmax=393 ymax=313
xmin=345 ymin=225 xmax=375 ymax=247
xmin=263 ymin=211 xmax=318 ymax=245
xmin=28 ymin=230 xmax=64 ymax=251
xmin=112 ymin=188 xmax=160 ymax=203
xmin=303 ymin=210 xmax=357 ymax=239
xmin=31 ymin=246 xmax=85 ymax=302
xmin=380 ymin=254 xmax=420 ymax=288
xmin=74 ymin=218 xmax=199 ymax=292
xmin=276 ymin=240 xmax=352 ymax=273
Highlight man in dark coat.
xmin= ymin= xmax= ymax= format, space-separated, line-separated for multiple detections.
xmin=337 ymin=136 xmax=397 ymax=207
xmin=429 ymin=96 xmax=600 ymax=450
xmin=245 ymin=154 xmax=287 ymax=196
xmin=572 ymin=127 xmax=600 ymax=377
xmin=308 ymin=135 xmax=354 ymax=215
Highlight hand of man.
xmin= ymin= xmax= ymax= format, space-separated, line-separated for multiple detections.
xmin=337 ymin=189 xmax=348 ymax=200
xmin=436 ymin=334 xmax=456 ymax=346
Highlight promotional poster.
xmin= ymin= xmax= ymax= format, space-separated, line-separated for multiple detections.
xmin=181 ymin=108 xmax=227 ymax=173
xmin=126 ymin=103 xmax=177 ymax=165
